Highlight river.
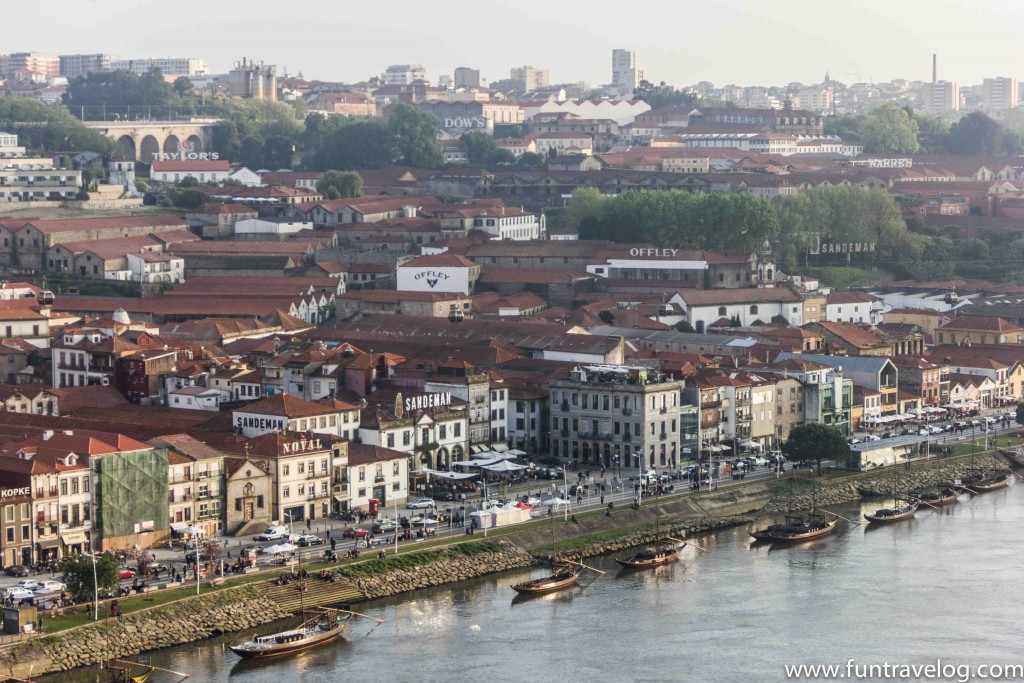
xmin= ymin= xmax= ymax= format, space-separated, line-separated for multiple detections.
xmin=44 ymin=482 xmax=1024 ymax=683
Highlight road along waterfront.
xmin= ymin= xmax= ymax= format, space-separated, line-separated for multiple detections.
xmin=39 ymin=464 xmax=1024 ymax=683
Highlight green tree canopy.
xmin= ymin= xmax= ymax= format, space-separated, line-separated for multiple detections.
xmin=781 ymin=423 xmax=850 ymax=474
xmin=315 ymin=170 xmax=363 ymax=198
xmin=63 ymin=68 xmax=194 ymax=120
xmin=517 ymin=151 xmax=544 ymax=168
xmin=580 ymin=190 xmax=778 ymax=252
xmin=61 ymin=552 xmax=120 ymax=604
xmin=947 ymin=112 xmax=1012 ymax=156
xmin=861 ymin=103 xmax=921 ymax=154
xmin=0 ymin=97 xmax=116 ymax=154
xmin=387 ymin=104 xmax=443 ymax=168
xmin=565 ymin=187 xmax=607 ymax=232
xmin=311 ymin=121 xmax=397 ymax=170
xmin=461 ymin=131 xmax=514 ymax=165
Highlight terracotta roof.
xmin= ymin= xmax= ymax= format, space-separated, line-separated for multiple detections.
xmin=937 ymin=315 xmax=1024 ymax=333
xmin=19 ymin=215 xmax=186 ymax=235
xmin=234 ymin=393 xmax=339 ymax=418
xmin=810 ymin=321 xmax=887 ymax=349
xmin=826 ymin=291 xmax=878 ymax=305
xmin=347 ymin=443 xmax=408 ymax=466
xmin=152 ymin=160 xmax=230 ymax=172
xmin=148 ymin=434 xmax=225 ymax=461
xmin=676 ymin=286 xmax=802 ymax=306
xmin=398 ymin=254 xmax=477 ymax=269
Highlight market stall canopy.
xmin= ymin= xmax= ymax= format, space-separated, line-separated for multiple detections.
xmin=423 ymin=468 xmax=478 ymax=480
xmin=480 ymin=460 xmax=529 ymax=473
xmin=263 ymin=543 xmax=296 ymax=555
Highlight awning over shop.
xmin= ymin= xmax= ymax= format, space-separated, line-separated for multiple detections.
xmin=61 ymin=530 xmax=88 ymax=546
xmin=37 ymin=537 xmax=60 ymax=549
xmin=169 ymin=522 xmax=189 ymax=532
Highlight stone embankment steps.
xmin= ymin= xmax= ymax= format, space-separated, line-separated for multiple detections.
xmin=259 ymin=576 xmax=365 ymax=614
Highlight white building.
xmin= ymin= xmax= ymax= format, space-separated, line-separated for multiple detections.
xmin=396 ymin=254 xmax=480 ymax=295
xmin=126 ymin=252 xmax=184 ymax=284
xmin=235 ymin=218 xmax=312 ymax=240
xmin=346 ymin=444 xmax=410 ymax=511
xmin=671 ymin=287 xmax=804 ymax=334
xmin=531 ymin=132 xmax=594 ymax=157
xmin=228 ymin=167 xmax=262 ymax=187
xmin=232 ymin=393 xmax=359 ymax=438
xmin=472 ymin=207 xmax=543 ymax=241
xmin=108 ymin=57 xmax=208 ymax=76
xmin=921 ymin=81 xmax=959 ymax=115
xmin=982 ymin=77 xmax=1018 ymax=116
xmin=0 ymin=309 xmax=50 ymax=348
xmin=151 ymin=160 xmax=230 ymax=184
xmin=825 ymin=291 xmax=886 ymax=325
xmin=167 ymin=386 xmax=223 ymax=411
xmin=612 ymin=49 xmax=642 ymax=93
xmin=522 ymin=99 xmax=651 ymax=127
xmin=384 ymin=64 xmax=426 ymax=85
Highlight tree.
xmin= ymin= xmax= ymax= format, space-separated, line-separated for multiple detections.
xmin=861 ymin=103 xmax=921 ymax=154
xmin=672 ymin=320 xmax=695 ymax=333
xmin=316 ymin=170 xmax=363 ymax=198
xmin=172 ymin=188 xmax=207 ymax=209
xmin=0 ymin=97 xmax=117 ymax=154
xmin=177 ymin=175 xmax=199 ymax=188
xmin=517 ymin=151 xmax=544 ymax=168
xmin=1016 ymin=403 xmax=1024 ymax=427
xmin=460 ymin=131 xmax=515 ymax=166
xmin=634 ymin=80 xmax=700 ymax=109
xmin=61 ymin=552 xmax=119 ymax=604
xmin=387 ymin=104 xmax=443 ymax=168
xmin=782 ymin=423 xmax=850 ymax=474
xmin=311 ymin=121 xmax=397 ymax=170
xmin=947 ymin=112 xmax=1007 ymax=156
xmin=173 ymin=76 xmax=194 ymax=98
xmin=565 ymin=187 xmax=607 ymax=232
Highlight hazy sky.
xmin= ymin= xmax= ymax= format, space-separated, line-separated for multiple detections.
xmin=13 ymin=0 xmax=1024 ymax=87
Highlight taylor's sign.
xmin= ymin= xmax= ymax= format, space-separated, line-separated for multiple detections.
xmin=235 ymin=415 xmax=286 ymax=431
xmin=629 ymin=248 xmax=680 ymax=258
xmin=155 ymin=151 xmax=220 ymax=161
xmin=404 ymin=392 xmax=452 ymax=413
xmin=414 ymin=270 xmax=450 ymax=289
xmin=0 ymin=487 xmax=30 ymax=499
xmin=155 ymin=140 xmax=220 ymax=162
xmin=282 ymin=438 xmax=323 ymax=454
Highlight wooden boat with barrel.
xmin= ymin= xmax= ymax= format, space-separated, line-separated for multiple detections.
xmin=763 ymin=512 xmax=838 ymax=543
xmin=510 ymin=562 xmax=583 ymax=595
xmin=864 ymin=498 xmax=919 ymax=524
xmin=963 ymin=469 xmax=1012 ymax=492
xmin=615 ymin=538 xmax=686 ymax=568
xmin=229 ymin=607 xmax=353 ymax=660
xmin=909 ymin=488 xmax=959 ymax=507
xmin=997 ymin=447 xmax=1024 ymax=469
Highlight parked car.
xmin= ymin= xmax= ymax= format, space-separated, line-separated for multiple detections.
xmin=406 ymin=498 xmax=436 ymax=510
xmin=118 ymin=567 xmax=136 ymax=579
xmin=3 ymin=588 xmax=33 ymax=602
xmin=4 ymin=565 xmax=29 ymax=577
xmin=864 ymin=434 xmax=881 ymax=441
xmin=342 ymin=528 xmax=370 ymax=539
xmin=297 ymin=535 xmax=324 ymax=547
xmin=13 ymin=579 xmax=38 ymax=592
xmin=372 ymin=519 xmax=398 ymax=534
xmin=33 ymin=580 xmax=65 ymax=594
xmin=521 ymin=496 xmax=542 ymax=506
xmin=254 ymin=526 xmax=290 ymax=541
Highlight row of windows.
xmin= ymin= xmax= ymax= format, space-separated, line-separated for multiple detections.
xmin=282 ymin=482 xmax=329 ymax=498
xmin=553 ymin=391 xmax=677 ymax=411
xmin=281 ymin=459 xmax=329 ymax=477
xmin=552 ymin=417 xmax=679 ymax=437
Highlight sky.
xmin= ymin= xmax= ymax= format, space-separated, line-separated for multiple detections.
xmin=12 ymin=0 xmax=1024 ymax=88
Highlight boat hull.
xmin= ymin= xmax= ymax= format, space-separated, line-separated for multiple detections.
xmin=615 ymin=546 xmax=683 ymax=569
xmin=864 ymin=508 xmax=917 ymax=523
xmin=510 ymin=568 xmax=581 ymax=595
xmin=230 ymin=626 xmax=343 ymax=659
xmin=766 ymin=519 xmax=838 ymax=543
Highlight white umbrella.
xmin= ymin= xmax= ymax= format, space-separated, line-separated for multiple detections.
xmin=480 ymin=460 xmax=528 ymax=472
xmin=182 ymin=525 xmax=206 ymax=536
xmin=505 ymin=448 xmax=527 ymax=457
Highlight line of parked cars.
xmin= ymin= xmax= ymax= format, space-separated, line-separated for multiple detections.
xmin=2 ymin=579 xmax=66 ymax=602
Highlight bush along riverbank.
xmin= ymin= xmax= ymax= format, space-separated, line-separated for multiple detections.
xmin=340 ymin=541 xmax=533 ymax=599
xmin=764 ymin=456 xmax=1003 ymax=512
xmin=0 ymin=584 xmax=289 ymax=676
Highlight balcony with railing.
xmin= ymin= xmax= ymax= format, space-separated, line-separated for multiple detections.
xmin=35 ymin=487 xmax=60 ymax=499
xmin=168 ymin=493 xmax=193 ymax=503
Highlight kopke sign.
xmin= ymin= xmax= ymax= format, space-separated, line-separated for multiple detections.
xmin=0 ymin=487 xmax=30 ymax=499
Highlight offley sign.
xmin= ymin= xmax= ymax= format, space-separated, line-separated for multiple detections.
xmin=629 ymin=248 xmax=680 ymax=258
xmin=404 ymin=392 xmax=452 ymax=413
xmin=414 ymin=270 xmax=450 ymax=289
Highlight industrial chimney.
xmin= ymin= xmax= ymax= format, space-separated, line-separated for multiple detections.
xmin=932 ymin=54 xmax=937 ymax=84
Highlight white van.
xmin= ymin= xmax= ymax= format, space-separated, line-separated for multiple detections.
xmin=254 ymin=525 xmax=290 ymax=541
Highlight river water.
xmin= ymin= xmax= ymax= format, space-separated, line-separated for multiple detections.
xmin=45 ymin=483 xmax=1024 ymax=683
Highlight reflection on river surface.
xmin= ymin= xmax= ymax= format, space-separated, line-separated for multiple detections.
xmin=43 ymin=483 xmax=1024 ymax=683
